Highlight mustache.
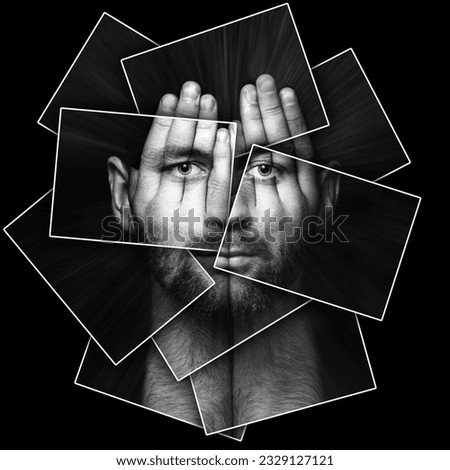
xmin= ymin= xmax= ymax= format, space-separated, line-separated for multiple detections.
xmin=180 ymin=230 xmax=224 ymax=251
xmin=220 ymin=228 xmax=273 ymax=257
xmin=180 ymin=227 xmax=274 ymax=256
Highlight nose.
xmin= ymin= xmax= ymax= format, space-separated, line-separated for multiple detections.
xmin=220 ymin=176 xmax=255 ymax=246
xmin=204 ymin=173 xmax=254 ymax=236
xmin=229 ymin=176 xmax=255 ymax=219
xmin=204 ymin=215 xmax=224 ymax=235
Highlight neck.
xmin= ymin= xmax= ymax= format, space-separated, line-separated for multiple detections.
xmin=141 ymin=342 xmax=203 ymax=427
xmin=231 ymin=305 xmax=323 ymax=425
xmin=144 ymin=268 xmax=323 ymax=432
xmin=189 ymin=294 xmax=324 ymax=432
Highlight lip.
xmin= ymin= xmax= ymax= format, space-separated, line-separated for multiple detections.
xmin=218 ymin=247 xmax=255 ymax=257
xmin=215 ymin=251 xmax=255 ymax=269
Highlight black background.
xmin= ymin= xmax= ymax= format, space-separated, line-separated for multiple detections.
xmin=3 ymin=1 xmax=443 ymax=450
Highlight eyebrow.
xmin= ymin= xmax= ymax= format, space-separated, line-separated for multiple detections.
xmin=133 ymin=146 xmax=213 ymax=169
xmin=163 ymin=145 xmax=212 ymax=163
xmin=249 ymin=151 xmax=296 ymax=165
xmin=249 ymin=150 xmax=273 ymax=161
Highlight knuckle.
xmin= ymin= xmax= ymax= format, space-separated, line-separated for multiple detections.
xmin=152 ymin=116 xmax=173 ymax=130
xmin=208 ymin=177 xmax=228 ymax=193
xmin=260 ymin=102 xmax=284 ymax=118
xmin=195 ymin=120 xmax=216 ymax=130
xmin=174 ymin=108 xmax=198 ymax=119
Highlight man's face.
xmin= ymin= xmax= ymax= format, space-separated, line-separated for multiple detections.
xmin=107 ymin=81 xmax=234 ymax=252
xmin=109 ymin=77 xmax=336 ymax=317
xmin=148 ymin=149 xmax=320 ymax=318
xmin=128 ymin=116 xmax=234 ymax=250
xmin=150 ymin=248 xmax=277 ymax=320
xmin=216 ymin=149 xmax=314 ymax=290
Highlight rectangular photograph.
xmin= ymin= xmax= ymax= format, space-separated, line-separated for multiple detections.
xmin=190 ymin=303 xmax=375 ymax=435
xmin=216 ymin=145 xmax=420 ymax=320
xmin=76 ymin=339 xmax=246 ymax=441
xmin=38 ymin=13 xmax=157 ymax=134
xmin=150 ymin=47 xmax=415 ymax=379
xmin=282 ymin=48 xmax=411 ymax=181
xmin=152 ymin=268 xmax=311 ymax=380
xmin=226 ymin=48 xmax=412 ymax=202
xmin=122 ymin=4 xmax=328 ymax=144
xmin=50 ymin=108 xmax=236 ymax=250
xmin=4 ymin=192 xmax=213 ymax=364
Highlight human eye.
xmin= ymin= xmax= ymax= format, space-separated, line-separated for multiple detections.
xmin=163 ymin=161 xmax=207 ymax=182
xmin=245 ymin=162 xmax=281 ymax=181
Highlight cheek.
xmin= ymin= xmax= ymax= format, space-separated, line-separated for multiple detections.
xmin=253 ymin=180 xmax=283 ymax=215
xmin=176 ymin=180 xmax=207 ymax=214
xmin=132 ymin=182 xmax=181 ymax=223
xmin=239 ymin=179 xmax=305 ymax=236
xmin=275 ymin=179 xmax=306 ymax=224
xmin=154 ymin=177 xmax=184 ymax=213
xmin=152 ymin=177 xmax=207 ymax=215
xmin=137 ymin=179 xmax=190 ymax=221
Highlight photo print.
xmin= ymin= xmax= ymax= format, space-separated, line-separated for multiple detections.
xmin=153 ymin=269 xmax=310 ymax=380
xmin=50 ymin=108 xmax=236 ymax=250
xmin=151 ymin=48 xmax=417 ymax=381
xmin=4 ymin=1 xmax=421 ymax=446
xmin=216 ymin=145 xmax=420 ymax=320
xmin=190 ymin=302 xmax=375 ymax=435
xmin=4 ymin=192 xmax=213 ymax=364
xmin=274 ymin=48 xmax=411 ymax=180
xmin=231 ymin=48 xmax=412 ymax=189
xmin=122 ymin=4 xmax=329 ymax=143
xmin=76 ymin=339 xmax=246 ymax=441
xmin=38 ymin=13 xmax=157 ymax=134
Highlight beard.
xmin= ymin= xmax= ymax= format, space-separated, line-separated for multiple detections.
xmin=192 ymin=269 xmax=275 ymax=320
xmin=147 ymin=230 xmax=302 ymax=321
xmin=147 ymin=246 xmax=212 ymax=306
xmin=148 ymin=246 xmax=273 ymax=320
xmin=221 ymin=226 xmax=304 ymax=289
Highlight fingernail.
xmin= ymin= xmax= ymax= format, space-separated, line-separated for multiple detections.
xmin=201 ymin=95 xmax=216 ymax=112
xmin=181 ymin=82 xmax=200 ymax=100
xmin=257 ymin=75 xmax=276 ymax=94
xmin=245 ymin=87 xmax=258 ymax=104
xmin=281 ymin=88 xmax=297 ymax=106
xmin=160 ymin=94 xmax=177 ymax=111
xmin=217 ymin=128 xmax=229 ymax=142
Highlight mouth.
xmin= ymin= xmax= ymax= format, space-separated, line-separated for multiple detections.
xmin=215 ymin=248 xmax=256 ymax=269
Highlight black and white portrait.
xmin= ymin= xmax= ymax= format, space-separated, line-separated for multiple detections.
xmin=3 ymin=3 xmax=433 ymax=453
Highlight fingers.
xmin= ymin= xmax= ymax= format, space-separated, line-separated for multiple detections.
xmin=207 ymin=127 xmax=232 ymax=220
xmin=279 ymin=87 xmax=314 ymax=160
xmin=271 ymin=84 xmax=316 ymax=208
xmin=193 ymin=94 xmax=218 ymax=156
xmin=255 ymin=74 xmax=291 ymax=143
xmin=240 ymin=75 xmax=301 ymax=150
xmin=278 ymin=87 xmax=316 ymax=205
xmin=198 ymin=94 xmax=218 ymax=121
xmin=239 ymin=84 xmax=266 ymax=147
xmin=230 ymin=173 xmax=257 ymax=219
xmin=228 ymin=121 xmax=237 ymax=161
xmin=184 ymin=94 xmax=219 ymax=220
xmin=279 ymin=87 xmax=307 ymax=136
xmin=140 ymin=94 xmax=178 ymax=172
xmin=156 ymin=93 xmax=178 ymax=117
xmin=132 ymin=93 xmax=178 ymax=213
xmin=234 ymin=120 xmax=247 ymax=156
xmin=165 ymin=81 xmax=201 ymax=154
xmin=174 ymin=81 xmax=201 ymax=119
